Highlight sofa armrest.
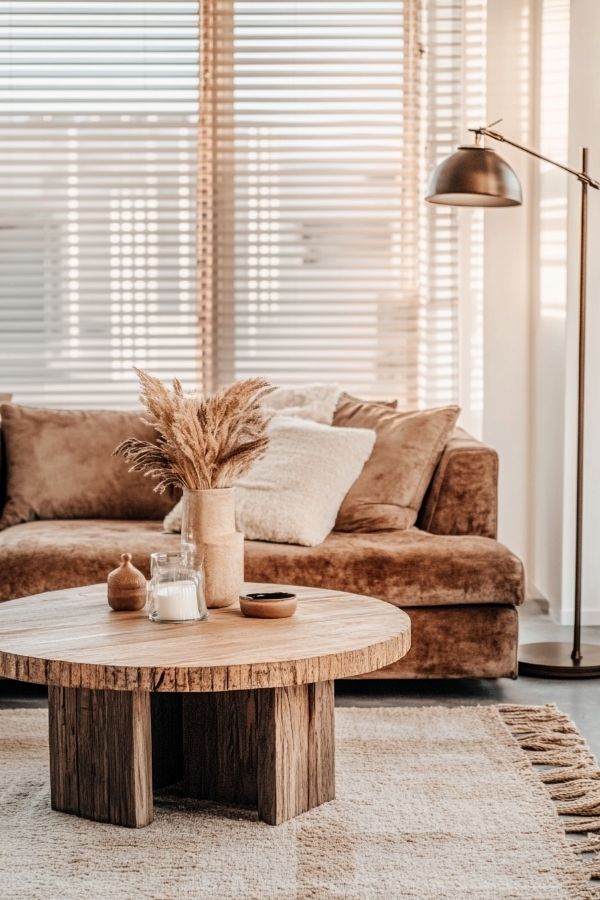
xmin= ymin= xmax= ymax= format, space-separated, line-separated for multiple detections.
xmin=417 ymin=427 xmax=498 ymax=538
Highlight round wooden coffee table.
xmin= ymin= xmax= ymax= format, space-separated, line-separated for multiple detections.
xmin=0 ymin=582 xmax=410 ymax=828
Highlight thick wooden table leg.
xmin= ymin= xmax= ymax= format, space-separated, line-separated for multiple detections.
xmin=183 ymin=688 xmax=260 ymax=807
xmin=258 ymin=681 xmax=335 ymax=824
xmin=48 ymin=686 xmax=153 ymax=828
xmin=183 ymin=681 xmax=335 ymax=825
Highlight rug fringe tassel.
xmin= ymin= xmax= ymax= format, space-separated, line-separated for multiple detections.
xmin=499 ymin=704 xmax=600 ymax=890
xmin=550 ymin=781 xmax=600 ymax=802
xmin=573 ymin=837 xmax=600 ymax=854
xmin=541 ymin=762 xmax=599 ymax=784
xmin=566 ymin=819 xmax=600 ymax=835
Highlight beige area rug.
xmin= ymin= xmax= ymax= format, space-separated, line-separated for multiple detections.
xmin=1 ymin=705 xmax=599 ymax=900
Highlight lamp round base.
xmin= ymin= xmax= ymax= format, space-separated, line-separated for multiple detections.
xmin=519 ymin=642 xmax=600 ymax=678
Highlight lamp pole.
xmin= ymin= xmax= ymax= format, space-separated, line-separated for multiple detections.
xmin=427 ymin=121 xmax=600 ymax=676
xmin=573 ymin=146 xmax=589 ymax=665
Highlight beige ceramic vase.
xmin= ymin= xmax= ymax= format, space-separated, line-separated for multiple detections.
xmin=181 ymin=487 xmax=244 ymax=609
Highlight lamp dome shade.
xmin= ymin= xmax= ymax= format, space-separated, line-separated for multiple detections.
xmin=426 ymin=145 xmax=523 ymax=207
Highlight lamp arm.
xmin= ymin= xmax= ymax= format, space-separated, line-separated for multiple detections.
xmin=469 ymin=126 xmax=600 ymax=189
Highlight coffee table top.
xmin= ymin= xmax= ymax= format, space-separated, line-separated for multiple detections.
xmin=0 ymin=583 xmax=410 ymax=692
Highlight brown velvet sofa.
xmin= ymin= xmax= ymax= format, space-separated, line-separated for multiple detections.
xmin=0 ymin=421 xmax=525 ymax=679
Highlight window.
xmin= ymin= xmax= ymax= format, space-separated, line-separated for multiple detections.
xmin=0 ymin=1 xmax=200 ymax=407
xmin=1 ymin=0 xmax=485 ymax=411
xmin=201 ymin=0 xmax=486 ymax=409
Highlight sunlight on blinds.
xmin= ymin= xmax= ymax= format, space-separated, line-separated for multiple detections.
xmin=0 ymin=0 xmax=486 ymax=410
xmin=538 ymin=0 xmax=569 ymax=321
xmin=0 ymin=1 xmax=201 ymax=408
xmin=202 ymin=0 xmax=486 ymax=408
xmin=423 ymin=0 xmax=486 ymax=431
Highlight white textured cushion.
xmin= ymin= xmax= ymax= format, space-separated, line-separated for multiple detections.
xmin=234 ymin=416 xmax=375 ymax=546
xmin=263 ymin=383 xmax=341 ymax=424
xmin=163 ymin=382 xmax=342 ymax=534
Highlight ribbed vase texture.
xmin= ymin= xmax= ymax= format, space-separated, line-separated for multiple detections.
xmin=181 ymin=488 xmax=244 ymax=609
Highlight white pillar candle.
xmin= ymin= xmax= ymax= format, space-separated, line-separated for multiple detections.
xmin=155 ymin=580 xmax=200 ymax=621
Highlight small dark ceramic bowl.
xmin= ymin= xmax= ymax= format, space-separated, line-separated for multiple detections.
xmin=239 ymin=591 xmax=297 ymax=619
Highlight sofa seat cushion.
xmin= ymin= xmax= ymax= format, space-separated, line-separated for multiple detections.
xmin=246 ymin=529 xmax=524 ymax=608
xmin=0 ymin=520 xmax=180 ymax=601
xmin=0 ymin=519 xmax=524 ymax=607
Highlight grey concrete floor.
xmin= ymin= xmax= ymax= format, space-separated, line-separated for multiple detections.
xmin=2 ymin=601 xmax=599 ymax=756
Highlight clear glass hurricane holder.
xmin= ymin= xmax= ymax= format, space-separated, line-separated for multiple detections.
xmin=148 ymin=551 xmax=207 ymax=623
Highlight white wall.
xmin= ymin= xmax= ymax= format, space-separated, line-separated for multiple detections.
xmin=560 ymin=0 xmax=600 ymax=625
xmin=530 ymin=0 xmax=569 ymax=621
xmin=483 ymin=0 xmax=536 ymax=569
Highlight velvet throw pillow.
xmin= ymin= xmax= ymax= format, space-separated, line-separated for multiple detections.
xmin=0 ymin=405 xmax=178 ymax=530
xmin=333 ymin=395 xmax=459 ymax=532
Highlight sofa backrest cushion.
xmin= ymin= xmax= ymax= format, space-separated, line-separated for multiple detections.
xmin=0 ymin=404 xmax=178 ymax=529
xmin=333 ymin=395 xmax=460 ymax=532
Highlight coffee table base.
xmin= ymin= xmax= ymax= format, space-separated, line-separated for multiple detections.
xmin=183 ymin=682 xmax=335 ymax=824
xmin=48 ymin=686 xmax=154 ymax=827
xmin=48 ymin=682 xmax=335 ymax=828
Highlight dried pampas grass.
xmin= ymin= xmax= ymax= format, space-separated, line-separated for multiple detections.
xmin=114 ymin=369 xmax=274 ymax=492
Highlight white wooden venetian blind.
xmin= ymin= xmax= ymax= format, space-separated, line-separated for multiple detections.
xmin=201 ymin=0 xmax=486 ymax=408
xmin=0 ymin=1 xmax=201 ymax=408
xmin=423 ymin=0 xmax=486 ymax=423
xmin=0 ymin=0 xmax=485 ymax=411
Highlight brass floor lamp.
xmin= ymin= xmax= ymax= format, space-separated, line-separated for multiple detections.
xmin=426 ymin=119 xmax=600 ymax=677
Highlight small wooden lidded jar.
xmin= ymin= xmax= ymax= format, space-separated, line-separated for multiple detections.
xmin=107 ymin=553 xmax=147 ymax=611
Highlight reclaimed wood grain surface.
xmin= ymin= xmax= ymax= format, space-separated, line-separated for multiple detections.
xmin=182 ymin=682 xmax=335 ymax=824
xmin=0 ymin=582 xmax=411 ymax=692
xmin=48 ymin=685 xmax=153 ymax=828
